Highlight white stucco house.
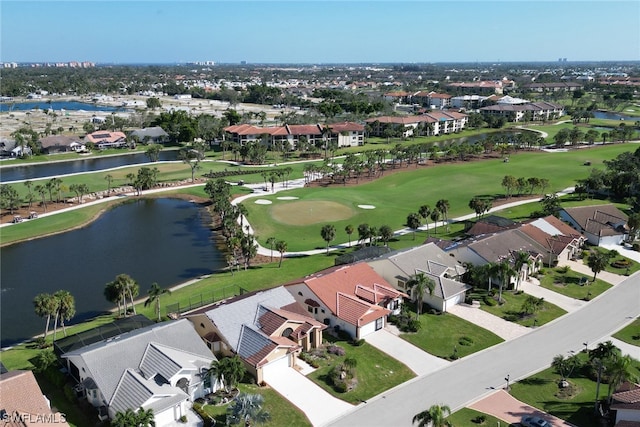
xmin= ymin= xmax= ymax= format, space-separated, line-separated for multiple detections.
xmin=559 ymin=204 xmax=628 ymax=246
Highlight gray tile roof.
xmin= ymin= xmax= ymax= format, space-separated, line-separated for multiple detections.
xmin=415 ymin=268 xmax=471 ymax=299
xmin=139 ymin=343 xmax=182 ymax=382
xmin=468 ymin=229 xmax=545 ymax=263
xmin=129 ymin=126 xmax=169 ymax=139
xmin=385 ymin=243 xmax=465 ymax=278
xmin=202 ymin=287 xmax=297 ymax=352
xmin=62 ymin=319 xmax=212 ymax=404
xmin=109 ymin=369 xmax=187 ymax=415
xmin=237 ymin=324 xmax=275 ymax=361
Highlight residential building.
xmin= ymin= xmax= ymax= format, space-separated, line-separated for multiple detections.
xmin=446 ymin=80 xmax=514 ymax=95
xmin=364 ymin=111 xmax=468 ymax=138
xmin=383 ymin=91 xmax=411 ymax=103
xmin=327 ymin=122 xmax=365 ymax=147
xmin=129 ymin=127 xmax=170 ymax=144
xmin=450 ymin=94 xmax=488 ymax=110
xmin=368 ymin=243 xmax=470 ymax=312
xmin=39 ymin=135 xmax=86 ymax=154
xmin=0 ymin=370 xmax=70 ymax=426
xmin=84 ymin=131 xmax=127 ymax=149
xmin=184 ymin=286 xmax=326 ymax=384
xmin=412 ymin=91 xmax=452 ymax=109
xmin=525 ymin=82 xmax=584 ymax=92
xmin=610 ymin=382 xmax=640 ymax=426
xmin=61 ymin=319 xmax=217 ymax=425
xmin=479 ymin=101 xmax=565 ymax=122
xmin=285 ymin=263 xmax=406 ymax=339
xmin=560 ymin=204 xmax=628 ymax=246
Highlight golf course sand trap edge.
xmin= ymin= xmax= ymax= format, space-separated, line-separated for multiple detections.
xmin=271 ymin=200 xmax=354 ymax=225
xmin=277 ymin=196 xmax=299 ymax=200
xmin=254 ymin=199 xmax=273 ymax=205
xmin=358 ymin=204 xmax=376 ymax=209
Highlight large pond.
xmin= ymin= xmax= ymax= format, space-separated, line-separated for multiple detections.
xmin=0 ymin=101 xmax=124 ymax=112
xmin=592 ymin=111 xmax=639 ymax=121
xmin=0 ymin=198 xmax=225 ymax=347
xmin=0 ymin=151 xmax=179 ymax=182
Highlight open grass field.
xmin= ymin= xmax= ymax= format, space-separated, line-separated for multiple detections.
xmin=510 ymin=352 xmax=640 ymax=427
xmin=307 ymin=334 xmax=415 ymax=404
xmin=243 ymin=144 xmax=636 ymax=251
xmin=400 ymin=310 xmax=504 ymax=359
xmin=200 ymin=383 xmax=311 ymax=427
xmin=612 ymin=318 xmax=640 ymax=347
xmin=538 ymin=267 xmax=612 ymax=300
xmin=468 ymin=289 xmax=567 ymax=327
xmin=271 ymin=199 xmax=355 ymax=225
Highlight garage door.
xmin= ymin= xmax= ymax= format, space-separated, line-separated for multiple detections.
xmin=261 ymin=354 xmax=291 ymax=382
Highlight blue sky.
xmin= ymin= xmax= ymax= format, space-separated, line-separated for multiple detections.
xmin=2 ymin=1 xmax=639 ymax=64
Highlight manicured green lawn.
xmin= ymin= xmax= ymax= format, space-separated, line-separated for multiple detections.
xmin=200 ymin=383 xmax=311 ymax=427
xmin=473 ymin=290 xmax=567 ymax=327
xmin=307 ymin=335 xmax=415 ymax=404
xmin=538 ymin=267 xmax=611 ymax=300
xmin=449 ymin=408 xmax=514 ymax=427
xmin=244 ymin=144 xmax=635 ymax=251
xmin=510 ymin=353 xmax=640 ymax=427
xmin=581 ymin=246 xmax=640 ymax=276
xmin=613 ymin=318 xmax=640 ymax=347
xmin=400 ymin=311 xmax=503 ymax=359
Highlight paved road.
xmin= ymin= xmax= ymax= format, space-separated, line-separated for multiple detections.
xmin=324 ymin=272 xmax=640 ymax=427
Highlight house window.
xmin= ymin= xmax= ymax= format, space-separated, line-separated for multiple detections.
xmin=200 ymin=323 xmax=205 ymax=329
xmin=321 ymin=309 xmax=325 ymax=313
xmin=308 ymin=306 xmax=313 ymax=313
xmin=298 ymin=291 xmax=303 ymax=296
xmin=375 ymin=317 xmax=383 ymax=330
xmin=397 ymin=280 xmax=406 ymax=289
xmin=282 ymin=327 xmax=293 ymax=338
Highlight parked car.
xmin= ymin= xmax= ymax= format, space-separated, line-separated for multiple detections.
xmin=521 ymin=416 xmax=550 ymax=427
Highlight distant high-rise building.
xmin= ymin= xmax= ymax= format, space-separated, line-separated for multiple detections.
xmin=241 ymin=60 xmax=247 ymax=65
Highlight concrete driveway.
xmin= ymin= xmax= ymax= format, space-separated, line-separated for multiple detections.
xmin=519 ymin=278 xmax=587 ymax=313
xmin=447 ymin=304 xmax=529 ymax=341
xmin=365 ymin=329 xmax=449 ymax=376
xmin=469 ymin=390 xmax=576 ymax=426
xmin=264 ymin=367 xmax=352 ymax=426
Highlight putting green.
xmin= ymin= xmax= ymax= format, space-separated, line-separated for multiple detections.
xmin=270 ymin=200 xmax=354 ymax=225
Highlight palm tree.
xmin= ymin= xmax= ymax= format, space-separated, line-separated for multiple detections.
xmin=436 ymin=199 xmax=450 ymax=232
xmin=412 ymin=404 xmax=452 ymax=427
xmin=407 ymin=213 xmax=422 ymax=240
xmin=407 ymin=272 xmax=435 ymax=319
xmin=112 ymin=408 xmax=138 ymax=427
xmin=33 ymin=293 xmax=57 ymax=340
xmin=418 ymin=205 xmax=431 ymax=236
xmin=512 ymin=251 xmax=531 ymax=291
xmin=345 ymin=224 xmax=354 ymax=247
xmin=606 ymin=354 xmax=638 ymax=398
xmin=320 ymin=224 xmax=336 ymax=254
xmin=227 ymin=393 xmax=271 ymax=426
xmin=34 ymin=184 xmax=47 ymax=212
xmin=266 ymin=237 xmax=276 ymax=262
xmin=105 ymin=174 xmax=114 ymax=194
xmin=276 ymin=240 xmax=287 ymax=268
xmin=587 ymin=251 xmax=611 ymax=282
xmin=144 ymin=283 xmax=171 ymax=322
xmin=209 ymin=356 xmax=246 ymax=392
xmin=53 ymin=290 xmax=75 ymax=338
xmin=135 ymin=407 xmax=156 ymax=427
xmin=379 ymin=225 xmax=394 ymax=246
xmin=496 ymin=261 xmax=515 ymax=304
xmin=430 ymin=208 xmax=441 ymax=235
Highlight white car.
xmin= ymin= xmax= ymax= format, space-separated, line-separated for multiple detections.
xmin=521 ymin=416 xmax=550 ymax=427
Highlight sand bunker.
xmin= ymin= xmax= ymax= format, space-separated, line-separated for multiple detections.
xmin=271 ymin=200 xmax=354 ymax=225
xmin=277 ymin=196 xmax=299 ymax=200
xmin=358 ymin=205 xmax=376 ymax=209
xmin=254 ymin=199 xmax=273 ymax=205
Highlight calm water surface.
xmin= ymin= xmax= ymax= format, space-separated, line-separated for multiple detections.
xmin=0 ymin=198 xmax=225 ymax=347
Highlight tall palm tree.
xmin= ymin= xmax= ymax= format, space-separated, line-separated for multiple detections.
xmin=412 ymin=404 xmax=452 ymax=427
xmin=105 ymin=174 xmax=114 ymax=194
xmin=496 ymin=261 xmax=515 ymax=304
xmin=266 ymin=237 xmax=276 ymax=262
xmin=54 ymin=290 xmax=75 ymax=338
xmin=345 ymin=224 xmax=354 ymax=247
xmin=606 ymin=354 xmax=638 ymax=398
xmin=320 ymin=224 xmax=336 ymax=254
xmin=512 ymin=251 xmax=531 ymax=291
xmin=418 ymin=205 xmax=431 ymax=236
xmin=34 ymin=184 xmax=47 ymax=212
xmin=209 ymin=356 xmax=246 ymax=392
xmin=436 ymin=199 xmax=450 ymax=232
xmin=33 ymin=293 xmax=57 ymax=340
xmin=275 ymin=240 xmax=287 ymax=268
xmin=112 ymin=408 xmax=138 ymax=427
xmin=407 ymin=272 xmax=435 ymax=319
xmin=144 ymin=283 xmax=171 ymax=322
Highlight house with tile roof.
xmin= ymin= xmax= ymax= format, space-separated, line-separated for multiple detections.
xmin=285 ymin=263 xmax=407 ymax=339
xmin=327 ymin=122 xmax=365 ymax=147
xmin=39 ymin=135 xmax=86 ymax=154
xmin=129 ymin=126 xmax=170 ymax=144
xmin=61 ymin=319 xmax=217 ymax=425
xmin=610 ymin=382 xmax=640 ymax=426
xmin=412 ymin=91 xmax=452 ymax=109
xmin=0 ymin=370 xmax=70 ymax=426
xmin=364 ymin=111 xmax=468 ymax=138
xmin=84 ymin=131 xmax=127 ymax=149
xmin=520 ymin=216 xmax=586 ymax=266
xmin=224 ymin=122 xmax=363 ymax=149
xmin=368 ymin=243 xmax=470 ymax=312
xmin=479 ymin=101 xmax=565 ymax=122
xmin=560 ymin=204 xmax=628 ymax=246
xmin=184 ymin=286 xmax=326 ymax=384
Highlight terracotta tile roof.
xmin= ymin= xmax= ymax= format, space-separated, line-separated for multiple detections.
xmin=612 ymin=382 xmax=640 ymax=411
xmin=85 ymin=131 xmax=126 ymax=144
xmin=327 ymin=122 xmax=364 ymax=132
xmin=286 ymin=124 xmax=322 ymax=136
xmin=288 ymin=263 xmax=401 ymax=327
xmin=540 ymin=215 xmax=584 ymax=239
xmin=0 ymin=370 xmax=69 ymax=426
xmin=467 ymin=221 xmax=511 ymax=236
xmin=258 ymin=310 xmax=287 ymax=336
xmin=428 ymin=93 xmax=452 ymax=99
